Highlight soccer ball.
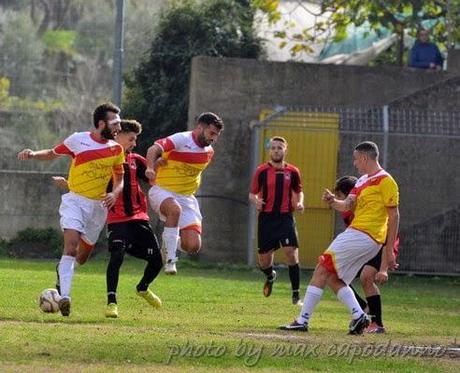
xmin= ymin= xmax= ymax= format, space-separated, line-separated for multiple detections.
xmin=38 ymin=288 xmax=61 ymax=313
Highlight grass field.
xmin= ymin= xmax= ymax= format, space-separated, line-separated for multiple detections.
xmin=0 ymin=257 xmax=459 ymax=372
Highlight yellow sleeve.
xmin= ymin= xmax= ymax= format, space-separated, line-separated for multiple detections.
xmin=380 ymin=176 xmax=399 ymax=207
xmin=114 ymin=147 xmax=125 ymax=166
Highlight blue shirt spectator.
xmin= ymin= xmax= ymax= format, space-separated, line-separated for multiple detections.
xmin=409 ymin=29 xmax=443 ymax=70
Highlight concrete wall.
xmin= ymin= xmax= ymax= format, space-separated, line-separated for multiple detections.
xmin=187 ymin=56 xmax=456 ymax=265
xmin=0 ymin=171 xmax=64 ymax=239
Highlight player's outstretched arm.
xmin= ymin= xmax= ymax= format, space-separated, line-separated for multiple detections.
xmin=322 ymin=189 xmax=355 ymax=212
xmin=17 ymin=148 xmax=59 ymax=161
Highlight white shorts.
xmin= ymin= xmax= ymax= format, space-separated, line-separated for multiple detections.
xmin=319 ymin=228 xmax=381 ymax=285
xmin=148 ymin=185 xmax=202 ymax=233
xmin=59 ymin=192 xmax=107 ymax=246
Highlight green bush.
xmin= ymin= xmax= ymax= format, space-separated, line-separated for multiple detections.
xmin=7 ymin=227 xmax=63 ymax=259
xmin=124 ymin=0 xmax=263 ymax=153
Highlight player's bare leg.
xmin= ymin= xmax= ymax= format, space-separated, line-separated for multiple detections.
xmin=160 ymin=198 xmax=181 ymax=274
xmin=57 ymin=229 xmax=80 ymax=316
xmin=283 ymin=246 xmax=301 ymax=304
xmin=179 ymin=229 xmax=201 ymax=254
xmin=360 ymin=265 xmax=385 ymax=333
xmin=56 ymin=239 xmax=94 ymax=295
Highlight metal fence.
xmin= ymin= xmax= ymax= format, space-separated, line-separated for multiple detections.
xmin=248 ymin=105 xmax=460 ymax=275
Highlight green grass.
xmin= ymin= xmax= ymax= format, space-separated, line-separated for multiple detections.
xmin=0 ymin=258 xmax=459 ymax=372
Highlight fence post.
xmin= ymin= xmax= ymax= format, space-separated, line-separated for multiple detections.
xmin=382 ymin=105 xmax=389 ymax=169
xmin=247 ymin=122 xmax=260 ymax=266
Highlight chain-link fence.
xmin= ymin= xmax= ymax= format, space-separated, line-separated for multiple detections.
xmin=249 ymin=105 xmax=460 ymax=275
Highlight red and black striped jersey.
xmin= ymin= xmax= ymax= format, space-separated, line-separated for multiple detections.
xmin=107 ymin=152 xmax=149 ymax=224
xmin=250 ymin=162 xmax=303 ymax=213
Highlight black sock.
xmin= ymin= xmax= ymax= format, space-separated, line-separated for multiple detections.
xmin=261 ymin=266 xmax=274 ymax=279
xmin=349 ymin=284 xmax=368 ymax=310
xmin=288 ymin=264 xmax=300 ymax=298
xmin=366 ymin=295 xmax=383 ymax=326
xmin=106 ymin=250 xmax=124 ymax=304
xmin=136 ymin=253 xmax=163 ymax=292
xmin=108 ymin=292 xmax=117 ymax=304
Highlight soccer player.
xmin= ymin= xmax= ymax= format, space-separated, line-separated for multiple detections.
xmin=249 ymin=137 xmax=304 ymax=305
xmin=18 ymin=102 xmax=125 ymax=316
xmin=53 ymin=120 xmax=164 ymax=318
xmin=281 ymin=141 xmax=399 ymax=334
xmin=105 ymin=119 xmax=163 ymax=318
xmin=334 ymin=175 xmax=400 ymax=333
xmin=145 ymin=112 xmax=224 ymax=275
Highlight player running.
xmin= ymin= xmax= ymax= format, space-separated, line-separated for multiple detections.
xmin=249 ymin=136 xmax=304 ymax=304
xmin=145 ymin=112 xmax=224 ymax=275
xmin=18 ymin=102 xmax=125 ymax=316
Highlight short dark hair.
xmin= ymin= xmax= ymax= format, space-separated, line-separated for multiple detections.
xmin=270 ymin=136 xmax=287 ymax=146
xmin=196 ymin=112 xmax=224 ymax=129
xmin=355 ymin=141 xmax=379 ymax=160
xmin=334 ymin=175 xmax=358 ymax=196
xmin=93 ymin=102 xmax=120 ymax=128
xmin=120 ymin=119 xmax=142 ymax=134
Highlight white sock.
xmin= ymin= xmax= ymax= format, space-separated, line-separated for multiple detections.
xmin=162 ymin=227 xmax=179 ymax=262
xmin=337 ymin=286 xmax=364 ymax=320
xmin=297 ymin=285 xmax=324 ymax=324
xmin=58 ymin=255 xmax=76 ymax=299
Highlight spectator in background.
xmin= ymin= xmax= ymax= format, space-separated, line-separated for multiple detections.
xmin=408 ymin=29 xmax=443 ymax=70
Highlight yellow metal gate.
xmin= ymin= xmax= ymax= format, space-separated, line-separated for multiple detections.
xmin=257 ymin=110 xmax=339 ymax=268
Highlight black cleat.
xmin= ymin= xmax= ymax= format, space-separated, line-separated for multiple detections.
xmin=59 ymin=297 xmax=71 ymax=317
xmin=348 ymin=313 xmax=370 ymax=335
xmin=263 ymin=270 xmax=277 ymax=297
xmin=279 ymin=320 xmax=308 ymax=332
xmin=292 ymin=294 xmax=302 ymax=306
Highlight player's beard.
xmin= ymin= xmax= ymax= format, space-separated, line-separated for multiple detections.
xmin=197 ymin=133 xmax=212 ymax=147
xmin=101 ymin=126 xmax=115 ymax=140
xmin=270 ymin=154 xmax=284 ymax=164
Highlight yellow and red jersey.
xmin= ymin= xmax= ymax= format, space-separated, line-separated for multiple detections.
xmin=154 ymin=131 xmax=214 ymax=196
xmin=53 ymin=131 xmax=124 ymax=200
xmin=348 ymin=169 xmax=399 ymax=244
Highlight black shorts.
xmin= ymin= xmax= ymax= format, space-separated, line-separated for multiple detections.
xmin=257 ymin=212 xmax=298 ymax=253
xmin=356 ymin=247 xmax=383 ymax=277
xmin=107 ymin=220 xmax=160 ymax=261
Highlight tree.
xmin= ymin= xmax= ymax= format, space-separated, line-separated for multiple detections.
xmin=254 ymin=0 xmax=460 ymax=66
xmin=123 ymin=0 xmax=263 ymax=153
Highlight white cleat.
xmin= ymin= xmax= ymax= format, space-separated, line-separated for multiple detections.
xmin=164 ymin=259 xmax=177 ymax=275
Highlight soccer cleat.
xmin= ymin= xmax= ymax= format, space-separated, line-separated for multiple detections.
xmin=55 ymin=263 xmax=61 ymax=295
xmin=164 ymin=259 xmax=177 ymax=275
xmin=348 ymin=313 xmax=370 ymax=335
xmin=279 ymin=320 xmax=308 ymax=332
xmin=365 ymin=322 xmax=386 ymax=334
xmin=58 ymin=297 xmax=71 ymax=317
xmin=137 ymin=289 xmax=162 ymax=309
xmin=105 ymin=303 xmax=118 ymax=318
xmin=263 ymin=270 xmax=277 ymax=297
xmin=292 ymin=294 xmax=302 ymax=306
